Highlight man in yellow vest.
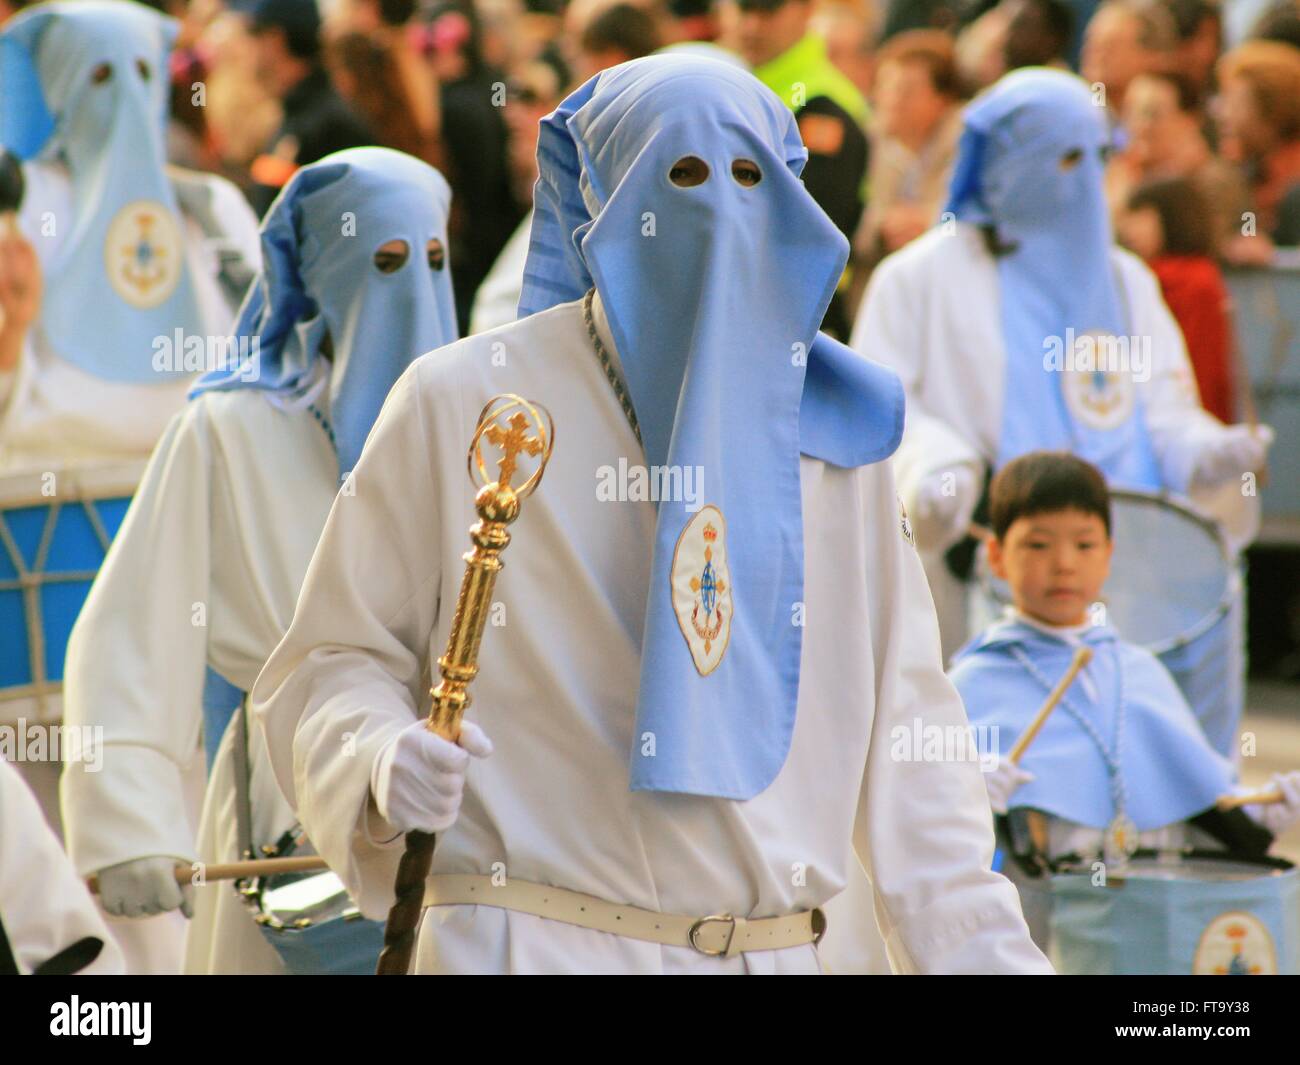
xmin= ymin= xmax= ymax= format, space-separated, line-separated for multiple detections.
xmin=733 ymin=0 xmax=869 ymax=338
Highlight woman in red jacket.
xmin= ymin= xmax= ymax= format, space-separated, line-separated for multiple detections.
xmin=1119 ymin=177 xmax=1237 ymax=423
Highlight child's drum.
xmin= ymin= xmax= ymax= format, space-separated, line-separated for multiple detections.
xmin=1049 ymin=855 xmax=1300 ymax=975
xmin=979 ymin=487 xmax=1240 ymax=755
xmin=0 ymin=462 xmax=142 ymax=725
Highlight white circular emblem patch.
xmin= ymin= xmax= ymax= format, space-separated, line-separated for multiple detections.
xmin=1192 ymin=911 xmax=1278 ymax=975
xmin=670 ymin=504 xmax=733 ymax=676
xmin=1060 ymin=335 xmax=1137 ymax=433
xmin=103 ymin=200 xmax=183 ymax=308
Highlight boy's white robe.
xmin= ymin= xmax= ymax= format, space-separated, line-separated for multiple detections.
xmin=60 ymin=387 xmax=337 ymax=974
xmin=849 ymin=223 xmax=1258 ymax=657
xmin=253 ymin=292 xmax=1051 ymax=975
xmin=0 ymin=758 xmax=124 ymax=974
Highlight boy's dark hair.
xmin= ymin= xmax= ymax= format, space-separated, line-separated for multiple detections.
xmin=989 ymin=451 xmax=1112 ymax=539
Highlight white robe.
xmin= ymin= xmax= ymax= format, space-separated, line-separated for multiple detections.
xmin=0 ymin=160 xmax=261 ymax=474
xmin=252 ymin=291 xmax=1052 ymax=975
xmin=849 ymin=222 xmax=1259 ymax=657
xmin=60 ymin=385 xmax=337 ymax=974
xmin=0 ymin=758 xmax=123 ymax=974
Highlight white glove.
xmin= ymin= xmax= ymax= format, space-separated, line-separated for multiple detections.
xmin=370 ymin=719 xmax=493 ymax=835
xmin=96 ymin=856 xmax=193 ymax=919
xmin=911 ymin=464 xmax=981 ymax=549
xmin=1191 ymin=424 xmax=1273 ymax=489
xmin=1245 ymin=770 xmax=1300 ymax=837
xmin=984 ymin=760 xmax=1035 ymax=815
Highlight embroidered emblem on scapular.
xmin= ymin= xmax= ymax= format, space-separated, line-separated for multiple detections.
xmin=1061 ymin=338 xmax=1137 ymax=433
xmin=1193 ymin=912 xmax=1277 ymax=975
xmin=670 ymin=504 xmax=733 ymax=676
xmin=104 ymin=200 xmax=183 ymax=309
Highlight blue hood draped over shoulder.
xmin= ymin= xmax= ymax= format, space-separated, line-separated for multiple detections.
xmin=518 ymin=54 xmax=904 ymax=799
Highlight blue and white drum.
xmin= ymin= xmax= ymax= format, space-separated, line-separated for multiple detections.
xmin=0 ymin=462 xmax=142 ymax=725
xmin=979 ymin=487 xmax=1241 ymax=755
xmin=1050 ymin=855 xmax=1300 ymax=975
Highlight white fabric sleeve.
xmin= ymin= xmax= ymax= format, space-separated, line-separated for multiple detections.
xmin=851 ymin=461 xmax=1053 ymax=974
xmin=849 ymin=247 xmax=984 ymax=510
xmin=59 ymin=402 xmax=214 ymax=876
xmin=251 ymin=362 xmax=442 ymax=919
xmin=1122 ymin=252 xmax=1260 ymax=546
xmin=1 ymin=760 xmax=125 ymax=974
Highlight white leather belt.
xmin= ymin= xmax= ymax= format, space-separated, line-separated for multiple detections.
xmin=422 ymin=874 xmax=827 ymax=958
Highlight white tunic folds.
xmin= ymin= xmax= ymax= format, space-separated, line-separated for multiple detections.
xmin=0 ymin=758 xmax=123 ymax=974
xmin=253 ymin=293 xmax=1051 ymax=975
xmin=849 ymin=222 xmax=1260 ymax=653
xmin=60 ymin=386 xmax=338 ymax=974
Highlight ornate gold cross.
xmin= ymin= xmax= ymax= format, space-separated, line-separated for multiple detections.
xmin=484 ymin=411 xmax=544 ymax=488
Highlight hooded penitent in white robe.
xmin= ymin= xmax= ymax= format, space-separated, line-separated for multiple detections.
xmin=252 ymin=292 xmax=1052 ymax=975
xmin=849 ymin=222 xmax=1258 ymax=658
xmin=0 ymin=160 xmax=260 ymax=473
xmin=0 ymin=757 xmax=124 ymax=974
xmin=60 ymin=385 xmax=336 ymax=975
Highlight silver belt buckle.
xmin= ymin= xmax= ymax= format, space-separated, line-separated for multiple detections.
xmin=688 ymin=913 xmax=737 ymax=957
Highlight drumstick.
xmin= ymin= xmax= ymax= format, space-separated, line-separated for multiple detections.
xmin=1007 ymin=646 xmax=1093 ymax=765
xmin=86 ymin=855 xmax=329 ymax=895
xmin=1216 ymin=787 xmax=1285 ymax=812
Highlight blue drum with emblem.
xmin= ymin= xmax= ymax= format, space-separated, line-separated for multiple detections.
xmin=1049 ymin=855 xmax=1300 ymax=975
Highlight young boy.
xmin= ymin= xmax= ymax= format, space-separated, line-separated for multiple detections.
xmin=950 ymin=451 xmax=1300 ymax=947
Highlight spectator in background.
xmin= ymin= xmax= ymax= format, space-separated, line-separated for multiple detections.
xmin=955 ymin=1 xmax=1011 ymax=90
xmin=813 ymin=2 xmax=878 ymax=101
xmin=575 ymin=2 xmax=662 ymax=82
xmin=335 ymin=0 xmax=439 ymax=160
xmin=730 ymin=0 xmax=870 ymax=337
xmin=1003 ymin=0 xmax=1073 ymax=69
xmin=858 ymin=30 xmax=964 ymax=272
xmin=1119 ymin=177 xmax=1236 ymax=422
xmin=422 ymin=1 xmax=524 ymax=332
xmin=471 ymin=58 xmax=567 ymax=333
xmin=879 ymin=0 xmax=966 ymax=39
xmin=246 ymin=0 xmax=375 ymax=213
xmin=1081 ymin=0 xmax=1176 ymax=112
xmin=327 ymin=32 xmax=433 ymax=164
xmin=660 ymin=0 xmax=722 ymax=43
xmin=1165 ymin=0 xmax=1222 ymax=98
xmin=1107 ymin=69 xmax=1249 ymax=245
xmin=1250 ymin=0 xmax=1300 ymax=50
xmin=1215 ymin=39 xmax=1300 ymax=255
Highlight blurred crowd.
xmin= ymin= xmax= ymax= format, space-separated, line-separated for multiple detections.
xmin=4 ymin=0 xmax=1298 ymax=415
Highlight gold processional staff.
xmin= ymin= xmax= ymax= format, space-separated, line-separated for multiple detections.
xmin=375 ymin=393 xmax=554 ymax=975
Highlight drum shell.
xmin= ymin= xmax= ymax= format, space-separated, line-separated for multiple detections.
xmin=1049 ymin=860 xmax=1300 ymax=975
xmin=0 ymin=463 xmax=142 ymax=725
